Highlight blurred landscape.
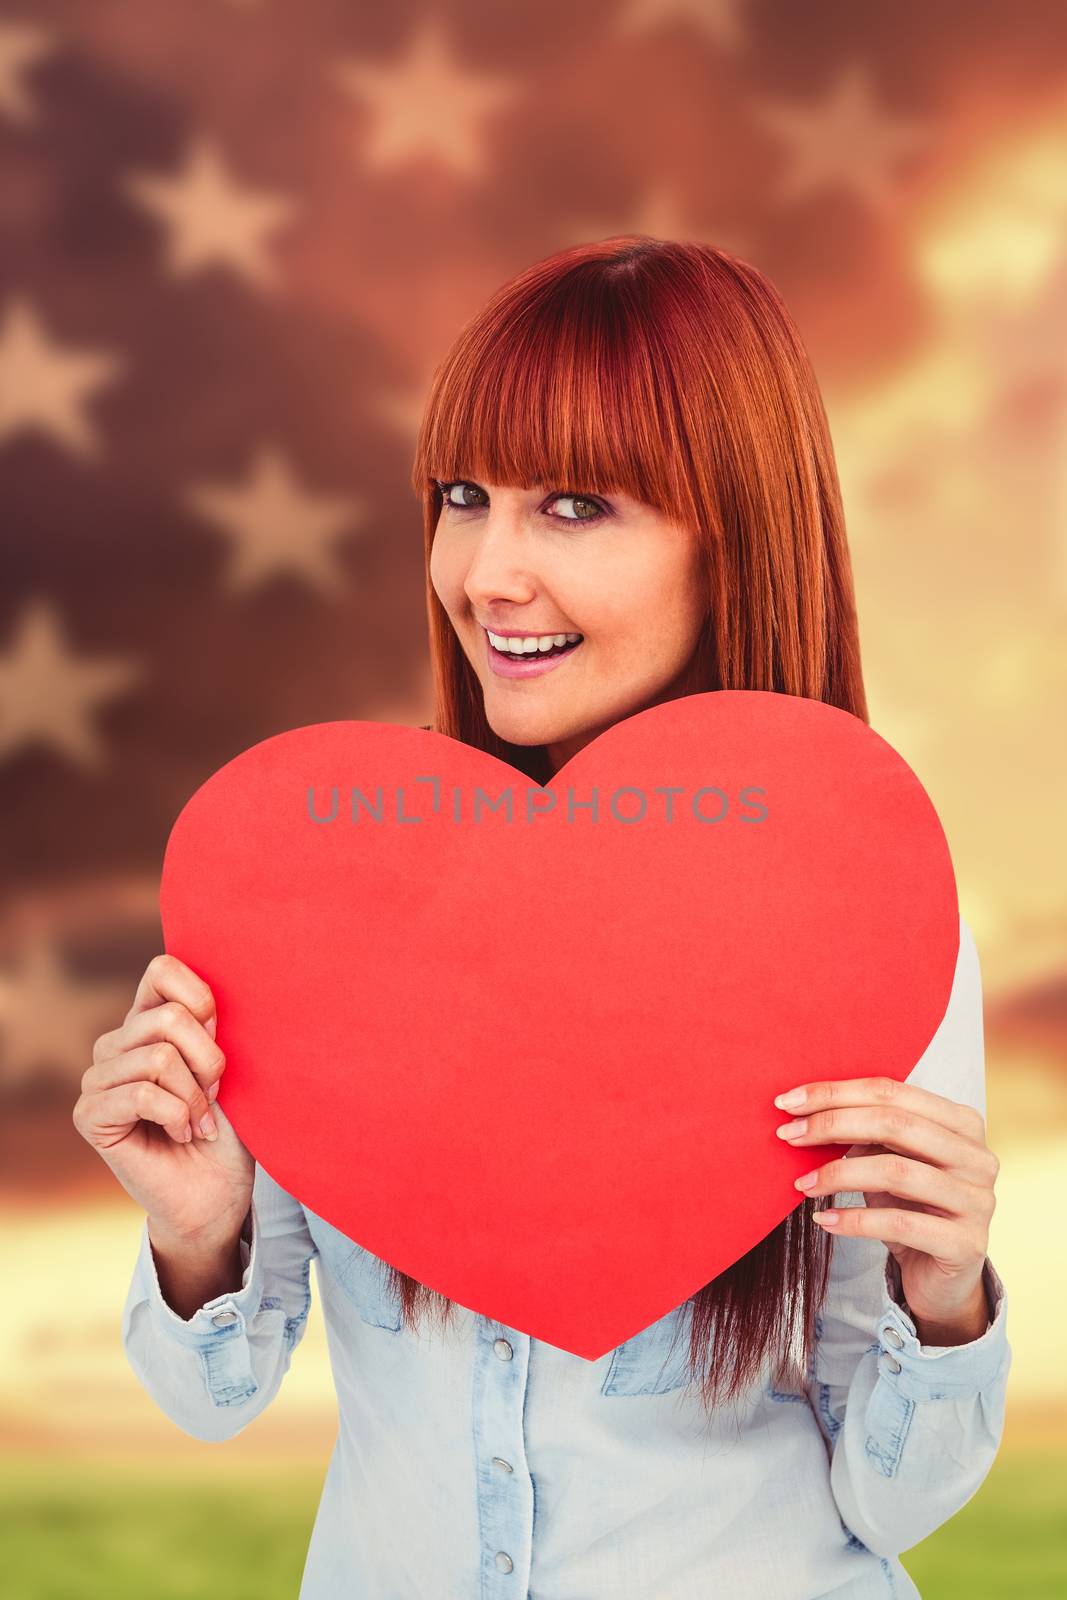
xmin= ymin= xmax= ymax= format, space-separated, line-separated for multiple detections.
xmin=2 ymin=0 xmax=1065 ymax=1593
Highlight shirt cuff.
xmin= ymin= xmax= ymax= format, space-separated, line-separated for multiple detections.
xmin=876 ymin=1253 xmax=1009 ymax=1401
xmin=135 ymin=1202 xmax=263 ymax=1353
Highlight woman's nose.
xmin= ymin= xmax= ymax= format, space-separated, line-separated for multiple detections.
xmin=463 ymin=514 xmax=538 ymax=605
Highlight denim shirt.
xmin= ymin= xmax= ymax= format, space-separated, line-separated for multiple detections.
xmin=122 ymin=916 xmax=1011 ymax=1598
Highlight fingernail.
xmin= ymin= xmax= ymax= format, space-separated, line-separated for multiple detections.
xmin=183 ymin=1123 xmax=192 ymax=1142
xmin=794 ymin=1169 xmax=819 ymax=1189
xmin=813 ymin=1211 xmax=839 ymax=1226
xmin=200 ymin=1114 xmax=218 ymax=1141
xmin=774 ymin=1088 xmax=806 ymax=1109
xmin=205 ymin=1015 xmax=217 ymax=1038
xmin=207 ymin=1081 xmax=219 ymax=1102
xmin=776 ymin=1118 xmax=808 ymax=1138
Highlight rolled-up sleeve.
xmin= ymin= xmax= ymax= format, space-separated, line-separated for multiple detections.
xmin=121 ymin=1160 xmax=318 ymax=1442
xmin=805 ymin=913 xmax=1013 ymax=1557
xmin=812 ymin=1247 xmax=1010 ymax=1558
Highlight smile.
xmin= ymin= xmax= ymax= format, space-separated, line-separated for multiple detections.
xmin=482 ymin=626 xmax=584 ymax=679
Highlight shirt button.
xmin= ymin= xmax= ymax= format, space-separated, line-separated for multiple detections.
xmin=883 ymin=1353 xmax=902 ymax=1374
xmin=493 ymin=1338 xmax=514 ymax=1361
xmin=884 ymin=1326 xmax=905 ymax=1349
xmin=494 ymin=1551 xmax=514 ymax=1573
xmin=211 ymin=1309 xmax=238 ymax=1326
xmin=492 ymin=1457 xmax=513 ymax=1473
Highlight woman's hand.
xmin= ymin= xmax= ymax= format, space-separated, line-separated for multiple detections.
xmin=772 ymin=1075 xmax=999 ymax=1330
xmin=73 ymin=953 xmax=254 ymax=1251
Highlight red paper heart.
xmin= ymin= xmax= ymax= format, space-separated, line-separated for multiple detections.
xmin=160 ymin=690 xmax=959 ymax=1360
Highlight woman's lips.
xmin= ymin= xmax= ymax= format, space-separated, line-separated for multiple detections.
xmin=484 ymin=630 xmax=583 ymax=679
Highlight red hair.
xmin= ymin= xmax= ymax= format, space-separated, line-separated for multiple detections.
xmin=395 ymin=236 xmax=868 ymax=1410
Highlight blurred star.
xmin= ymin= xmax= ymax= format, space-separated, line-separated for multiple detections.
xmin=752 ymin=59 xmax=932 ymax=213
xmin=0 ymin=296 xmax=124 ymax=461
xmin=122 ymin=135 xmax=298 ymax=292
xmin=615 ymin=0 xmax=750 ymax=50
xmin=374 ymin=380 xmax=432 ymax=444
xmin=0 ymin=600 xmax=143 ymax=770
xmin=563 ymin=183 xmax=751 ymax=261
xmin=333 ymin=15 xmax=520 ymax=180
xmin=0 ymin=929 xmax=130 ymax=1088
xmin=182 ymin=444 xmax=367 ymax=597
xmin=0 ymin=20 xmax=58 ymax=126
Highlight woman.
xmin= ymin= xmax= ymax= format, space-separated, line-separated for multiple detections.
xmin=74 ymin=237 xmax=1010 ymax=1598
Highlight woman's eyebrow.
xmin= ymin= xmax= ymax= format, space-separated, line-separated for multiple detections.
xmin=438 ymin=476 xmax=629 ymax=503
xmin=443 ymin=479 xmax=546 ymax=496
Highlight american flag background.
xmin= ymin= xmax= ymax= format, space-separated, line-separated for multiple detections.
xmin=1 ymin=0 xmax=1065 ymax=1588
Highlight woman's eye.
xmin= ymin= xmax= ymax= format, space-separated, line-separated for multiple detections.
xmin=436 ymin=481 xmax=606 ymax=524
xmin=439 ymin=480 xmax=486 ymax=510
xmin=552 ymin=494 xmax=605 ymax=523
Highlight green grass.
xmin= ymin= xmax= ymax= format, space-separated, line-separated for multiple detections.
xmin=0 ymin=1447 xmax=1064 ymax=1597
xmin=902 ymin=1445 xmax=1067 ymax=1598
xmin=0 ymin=1460 xmax=317 ymax=1600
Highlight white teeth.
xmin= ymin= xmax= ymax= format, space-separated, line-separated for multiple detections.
xmin=487 ymin=629 xmax=582 ymax=655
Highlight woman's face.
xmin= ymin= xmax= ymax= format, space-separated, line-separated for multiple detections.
xmin=429 ymin=477 xmax=709 ymax=774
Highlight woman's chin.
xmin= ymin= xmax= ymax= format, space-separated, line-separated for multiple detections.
xmin=483 ymin=703 xmax=566 ymax=748
xmin=485 ymin=712 xmax=555 ymax=748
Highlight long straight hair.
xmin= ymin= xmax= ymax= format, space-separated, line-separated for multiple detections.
xmin=389 ymin=236 xmax=869 ymax=1412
